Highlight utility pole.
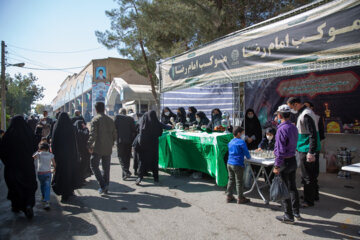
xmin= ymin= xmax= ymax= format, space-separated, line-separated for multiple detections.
xmin=1 ymin=41 xmax=6 ymax=130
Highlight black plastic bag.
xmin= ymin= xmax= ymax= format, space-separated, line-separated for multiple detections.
xmin=270 ymin=175 xmax=290 ymax=202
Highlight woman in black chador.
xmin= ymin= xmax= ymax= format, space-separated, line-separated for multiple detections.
xmin=51 ymin=112 xmax=79 ymax=201
xmin=160 ymin=107 xmax=176 ymax=125
xmin=74 ymin=120 xmax=92 ymax=184
xmin=243 ymin=108 xmax=262 ymax=150
xmin=0 ymin=115 xmax=37 ymax=219
xmin=175 ymin=107 xmax=187 ymax=124
xmin=135 ymin=110 xmax=171 ymax=185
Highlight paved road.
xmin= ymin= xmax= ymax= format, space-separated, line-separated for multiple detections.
xmin=1 ymin=151 xmax=359 ymax=240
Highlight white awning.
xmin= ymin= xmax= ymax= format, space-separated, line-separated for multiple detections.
xmin=105 ymin=77 xmax=154 ymax=107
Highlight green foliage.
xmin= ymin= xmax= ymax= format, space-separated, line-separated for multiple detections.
xmin=35 ymin=104 xmax=45 ymax=114
xmin=6 ymin=73 xmax=44 ymax=116
xmin=96 ymin=0 xmax=159 ymax=104
xmin=96 ymin=0 xmax=312 ymax=97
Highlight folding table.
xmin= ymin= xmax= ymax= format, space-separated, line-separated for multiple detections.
xmin=244 ymin=156 xmax=275 ymax=204
xmin=341 ymin=163 xmax=360 ymax=236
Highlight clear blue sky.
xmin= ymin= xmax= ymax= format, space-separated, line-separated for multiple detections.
xmin=0 ymin=0 xmax=122 ymax=105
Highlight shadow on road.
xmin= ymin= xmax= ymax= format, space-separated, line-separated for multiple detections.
xmin=242 ymin=187 xmax=360 ymax=239
xmin=64 ymin=190 xmax=191 ymax=214
xmin=0 ymin=186 xmax=98 ymax=240
xmin=80 ymin=179 xmax=136 ymax=193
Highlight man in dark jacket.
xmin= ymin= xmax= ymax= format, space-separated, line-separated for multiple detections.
xmin=43 ymin=111 xmax=53 ymax=125
xmin=88 ymin=102 xmax=117 ymax=194
xmin=114 ymin=108 xmax=136 ymax=180
xmin=287 ymin=97 xmax=321 ymax=208
xmin=304 ymin=101 xmax=325 ymax=201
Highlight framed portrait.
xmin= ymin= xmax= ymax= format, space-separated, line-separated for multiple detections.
xmin=95 ymin=67 xmax=106 ymax=80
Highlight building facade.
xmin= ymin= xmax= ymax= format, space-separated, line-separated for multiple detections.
xmin=52 ymin=57 xmax=155 ymax=121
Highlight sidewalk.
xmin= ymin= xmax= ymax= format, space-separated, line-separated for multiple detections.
xmin=0 ymin=154 xmax=359 ymax=240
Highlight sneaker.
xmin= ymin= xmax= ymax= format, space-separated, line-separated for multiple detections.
xmin=237 ymin=197 xmax=250 ymax=204
xmin=122 ymin=175 xmax=128 ymax=180
xmin=276 ymin=215 xmax=294 ymax=224
xmin=226 ymin=195 xmax=236 ymax=203
xmin=43 ymin=202 xmax=50 ymax=210
xmin=135 ymin=177 xmax=142 ymax=185
xmin=294 ymin=213 xmax=302 ymax=220
xmin=98 ymin=188 xmax=106 ymax=195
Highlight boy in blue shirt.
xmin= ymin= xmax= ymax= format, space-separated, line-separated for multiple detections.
xmin=226 ymin=126 xmax=251 ymax=204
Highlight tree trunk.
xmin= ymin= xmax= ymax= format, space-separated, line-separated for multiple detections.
xmin=138 ymin=39 xmax=160 ymax=108
xmin=133 ymin=1 xmax=160 ymax=111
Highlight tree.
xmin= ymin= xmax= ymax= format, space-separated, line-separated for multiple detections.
xmin=96 ymin=0 xmax=313 ymax=106
xmin=35 ymin=104 xmax=45 ymax=114
xmin=6 ymin=73 xmax=44 ymax=116
xmin=96 ymin=0 xmax=160 ymax=107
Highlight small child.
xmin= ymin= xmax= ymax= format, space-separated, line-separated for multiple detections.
xmin=226 ymin=126 xmax=251 ymax=204
xmin=257 ymin=127 xmax=276 ymax=151
xmin=33 ymin=142 xmax=55 ymax=210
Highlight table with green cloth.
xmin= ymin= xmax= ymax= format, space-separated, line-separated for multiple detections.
xmin=158 ymin=130 xmax=233 ymax=187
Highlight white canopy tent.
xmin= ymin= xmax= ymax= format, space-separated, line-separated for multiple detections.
xmin=105 ymin=77 xmax=155 ymax=113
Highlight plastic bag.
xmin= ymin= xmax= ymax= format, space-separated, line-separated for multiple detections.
xmin=270 ymin=175 xmax=290 ymax=202
xmin=243 ymin=163 xmax=253 ymax=189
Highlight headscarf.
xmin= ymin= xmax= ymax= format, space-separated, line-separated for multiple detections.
xmin=176 ymin=107 xmax=187 ymax=124
xmin=196 ymin=111 xmax=209 ymax=123
xmin=74 ymin=119 xmax=89 ymax=156
xmin=74 ymin=119 xmax=85 ymax=131
xmin=244 ymin=108 xmax=262 ymax=149
xmin=52 ymin=112 xmax=77 ymax=156
xmin=188 ymin=106 xmax=197 ymax=122
xmin=161 ymin=107 xmax=175 ymax=118
xmin=141 ymin=111 xmax=161 ymax=132
xmin=265 ymin=127 xmax=276 ymax=136
xmin=211 ymin=108 xmax=222 ymax=121
xmin=161 ymin=107 xmax=176 ymax=124
xmin=139 ymin=111 xmax=163 ymax=148
xmin=0 ymin=115 xmax=36 ymax=164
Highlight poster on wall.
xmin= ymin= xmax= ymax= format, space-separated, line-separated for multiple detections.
xmin=92 ymin=81 xmax=110 ymax=115
xmin=95 ymin=66 xmax=107 ymax=80
xmin=245 ymin=66 xmax=360 ymax=134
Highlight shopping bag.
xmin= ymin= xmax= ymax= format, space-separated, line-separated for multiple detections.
xmin=270 ymin=175 xmax=290 ymax=202
xmin=243 ymin=163 xmax=253 ymax=189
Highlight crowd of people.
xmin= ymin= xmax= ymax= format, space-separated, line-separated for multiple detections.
xmin=0 ymin=102 xmax=173 ymax=219
xmin=224 ymin=97 xmax=325 ymax=225
xmin=0 ymin=97 xmax=324 ymax=224
xmin=160 ymin=106 xmax=227 ymax=131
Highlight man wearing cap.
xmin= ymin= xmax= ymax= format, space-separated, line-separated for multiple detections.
xmin=273 ymin=104 xmax=300 ymax=224
xmin=287 ymin=97 xmax=321 ymax=208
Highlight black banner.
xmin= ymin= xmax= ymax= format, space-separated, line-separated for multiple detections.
xmin=169 ymin=4 xmax=360 ymax=81
xmin=245 ymin=66 xmax=360 ymax=134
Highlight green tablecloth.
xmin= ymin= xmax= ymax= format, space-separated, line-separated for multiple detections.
xmin=158 ymin=130 xmax=233 ymax=187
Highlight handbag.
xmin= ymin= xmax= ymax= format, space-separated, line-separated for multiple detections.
xmin=270 ymin=175 xmax=290 ymax=202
